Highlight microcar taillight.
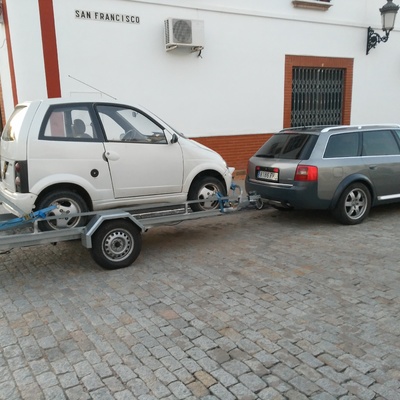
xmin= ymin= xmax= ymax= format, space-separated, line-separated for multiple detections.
xmin=14 ymin=162 xmax=21 ymax=192
xmin=13 ymin=161 xmax=30 ymax=193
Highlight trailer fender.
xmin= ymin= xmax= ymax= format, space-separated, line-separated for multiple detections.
xmin=82 ymin=211 xmax=145 ymax=249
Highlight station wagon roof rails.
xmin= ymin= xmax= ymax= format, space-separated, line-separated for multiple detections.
xmin=320 ymin=125 xmax=351 ymax=132
xmin=357 ymin=123 xmax=400 ymax=129
xmin=279 ymin=125 xmax=331 ymax=133
xmin=321 ymin=124 xmax=400 ymax=133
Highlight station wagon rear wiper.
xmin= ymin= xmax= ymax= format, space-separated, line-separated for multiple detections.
xmin=255 ymin=154 xmax=275 ymax=158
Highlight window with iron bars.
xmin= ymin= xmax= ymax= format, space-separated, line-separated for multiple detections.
xmin=291 ymin=67 xmax=344 ymax=127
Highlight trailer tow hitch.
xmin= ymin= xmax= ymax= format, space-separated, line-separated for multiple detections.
xmin=217 ymin=182 xmax=263 ymax=212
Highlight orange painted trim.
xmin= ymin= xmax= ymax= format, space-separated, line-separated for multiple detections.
xmin=2 ymin=0 xmax=18 ymax=106
xmin=38 ymin=0 xmax=61 ymax=98
xmin=284 ymin=55 xmax=354 ymax=128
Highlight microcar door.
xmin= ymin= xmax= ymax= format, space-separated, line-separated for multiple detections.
xmin=29 ymin=104 xmax=113 ymax=195
xmin=96 ymin=105 xmax=184 ymax=198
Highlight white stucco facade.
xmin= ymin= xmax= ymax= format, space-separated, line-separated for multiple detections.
xmin=0 ymin=0 xmax=399 ymax=139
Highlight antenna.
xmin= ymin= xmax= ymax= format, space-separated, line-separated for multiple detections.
xmin=68 ymin=75 xmax=117 ymax=100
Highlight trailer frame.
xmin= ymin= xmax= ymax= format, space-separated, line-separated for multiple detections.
xmin=0 ymin=184 xmax=261 ymax=269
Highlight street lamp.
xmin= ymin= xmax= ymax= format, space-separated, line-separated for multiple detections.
xmin=366 ymin=0 xmax=399 ymax=55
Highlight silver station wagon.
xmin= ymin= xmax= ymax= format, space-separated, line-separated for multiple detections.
xmin=246 ymin=124 xmax=400 ymax=224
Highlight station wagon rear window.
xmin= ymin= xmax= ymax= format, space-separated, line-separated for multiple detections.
xmin=255 ymin=133 xmax=316 ymax=160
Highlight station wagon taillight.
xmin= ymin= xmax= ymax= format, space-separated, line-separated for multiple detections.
xmin=294 ymin=165 xmax=318 ymax=181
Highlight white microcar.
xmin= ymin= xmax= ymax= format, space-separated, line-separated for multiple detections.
xmin=0 ymin=98 xmax=234 ymax=231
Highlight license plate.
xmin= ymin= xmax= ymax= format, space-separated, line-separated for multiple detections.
xmin=257 ymin=168 xmax=278 ymax=182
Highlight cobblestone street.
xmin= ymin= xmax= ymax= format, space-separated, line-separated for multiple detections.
xmin=0 ymin=198 xmax=400 ymax=399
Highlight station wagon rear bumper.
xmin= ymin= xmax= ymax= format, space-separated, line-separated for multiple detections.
xmin=245 ymin=176 xmax=329 ymax=210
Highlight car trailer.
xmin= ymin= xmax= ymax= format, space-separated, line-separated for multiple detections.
xmin=0 ymin=184 xmax=262 ymax=270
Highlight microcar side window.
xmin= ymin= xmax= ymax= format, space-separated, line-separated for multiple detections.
xmin=40 ymin=105 xmax=98 ymax=140
xmin=1 ymin=105 xmax=28 ymax=141
xmin=96 ymin=105 xmax=167 ymax=144
xmin=324 ymin=132 xmax=359 ymax=158
xmin=362 ymin=130 xmax=400 ymax=156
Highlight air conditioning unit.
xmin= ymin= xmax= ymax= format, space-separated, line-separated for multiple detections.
xmin=164 ymin=18 xmax=204 ymax=51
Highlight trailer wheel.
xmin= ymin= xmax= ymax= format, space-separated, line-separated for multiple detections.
xmin=36 ymin=190 xmax=88 ymax=231
xmin=90 ymin=219 xmax=142 ymax=270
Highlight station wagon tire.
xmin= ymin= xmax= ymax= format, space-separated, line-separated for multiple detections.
xmin=333 ymin=183 xmax=371 ymax=225
xmin=90 ymin=220 xmax=142 ymax=270
xmin=188 ymin=177 xmax=226 ymax=212
xmin=36 ymin=191 xmax=88 ymax=231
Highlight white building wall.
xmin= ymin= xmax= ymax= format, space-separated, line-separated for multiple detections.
xmin=1 ymin=0 xmax=400 ymax=136
xmin=0 ymin=1 xmax=47 ymax=116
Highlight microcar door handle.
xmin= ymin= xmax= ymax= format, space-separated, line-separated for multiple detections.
xmin=104 ymin=151 xmax=120 ymax=161
xmin=369 ymin=165 xmax=378 ymax=170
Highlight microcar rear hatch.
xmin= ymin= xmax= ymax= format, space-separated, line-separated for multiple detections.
xmin=0 ymin=101 xmax=40 ymax=191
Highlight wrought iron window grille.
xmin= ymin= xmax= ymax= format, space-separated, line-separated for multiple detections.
xmin=291 ymin=67 xmax=344 ymax=127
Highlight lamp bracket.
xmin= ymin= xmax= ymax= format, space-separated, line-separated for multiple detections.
xmin=366 ymin=26 xmax=390 ymax=55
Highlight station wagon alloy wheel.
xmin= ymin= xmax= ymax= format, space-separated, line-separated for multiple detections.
xmin=333 ymin=183 xmax=371 ymax=225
